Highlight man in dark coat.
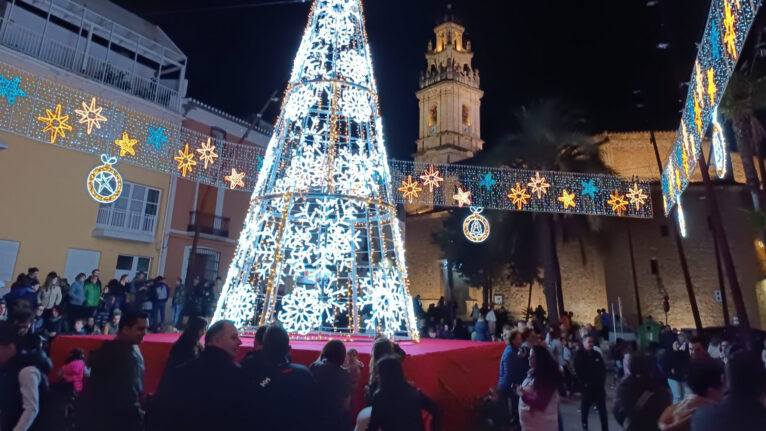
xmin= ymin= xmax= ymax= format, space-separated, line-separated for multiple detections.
xmin=613 ymin=353 xmax=672 ymax=431
xmin=574 ymin=335 xmax=609 ymax=431
xmin=152 ymin=320 xmax=248 ymax=431
xmin=497 ymin=328 xmax=529 ymax=426
xmin=691 ymin=351 xmax=766 ymax=431
xmin=77 ymin=311 xmax=148 ymax=431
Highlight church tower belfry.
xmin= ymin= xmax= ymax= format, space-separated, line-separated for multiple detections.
xmin=414 ymin=7 xmax=484 ymax=164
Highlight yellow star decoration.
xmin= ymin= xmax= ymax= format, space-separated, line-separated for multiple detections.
xmin=114 ymin=131 xmax=138 ymax=157
xmin=74 ymin=97 xmax=107 ymax=135
xmin=694 ymin=62 xmax=705 ymax=108
xmin=196 ymin=137 xmax=219 ymax=169
xmin=527 ymin=171 xmax=551 ymax=199
xmin=626 ymin=183 xmax=648 ymax=210
xmin=37 ymin=104 xmax=72 ymax=143
xmin=607 ymin=190 xmax=629 ymax=216
xmin=558 ymin=189 xmax=576 ymax=210
xmin=174 ymin=143 xmax=197 ymax=177
xmin=675 ymin=168 xmax=682 ymax=191
xmin=398 ymin=175 xmax=422 ymax=203
xmin=224 ymin=168 xmax=246 ymax=190
xmin=707 ymin=68 xmax=717 ymax=104
xmin=453 ymin=187 xmax=472 ymax=208
xmin=723 ymin=0 xmax=738 ymax=60
xmin=419 ymin=164 xmax=443 ymax=192
xmin=506 ymin=182 xmax=531 ymax=210
xmin=694 ymin=96 xmax=703 ymax=136
xmin=682 ymin=147 xmax=690 ymax=177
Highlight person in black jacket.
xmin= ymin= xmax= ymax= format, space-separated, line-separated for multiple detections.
xmin=661 ymin=340 xmax=690 ymax=404
xmin=251 ymin=326 xmax=317 ymax=429
xmin=613 ymin=353 xmax=671 ymax=431
xmin=574 ymin=335 xmax=609 ymax=431
xmin=76 ymin=311 xmax=148 ymax=431
xmin=367 ymin=355 xmax=441 ymax=431
xmin=151 ymin=320 xmax=248 ymax=431
xmin=163 ymin=316 xmax=207 ymax=372
xmin=240 ymin=324 xmax=269 ymax=383
xmin=310 ymin=339 xmax=352 ymax=431
xmin=690 ymin=351 xmax=766 ymax=431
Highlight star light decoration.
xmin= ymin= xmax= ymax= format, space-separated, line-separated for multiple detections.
xmin=558 ymin=189 xmax=576 ymax=210
xmin=74 ymin=97 xmax=107 ymax=135
xmin=479 ymin=172 xmax=497 ymax=191
xmin=419 ymin=164 xmax=443 ymax=192
xmin=114 ymin=131 xmax=138 ymax=157
xmin=527 ymin=171 xmax=551 ymax=199
xmin=507 ymin=182 xmax=530 ymax=210
xmin=581 ymin=179 xmax=599 ymax=198
xmin=453 ymin=187 xmax=472 ymax=207
xmin=147 ymin=126 xmax=168 ymax=151
xmin=224 ymin=168 xmax=246 ymax=190
xmin=626 ymin=183 xmax=648 ymax=210
xmin=0 ymin=75 xmax=26 ymax=105
xmin=723 ymin=0 xmax=738 ymax=59
xmin=398 ymin=175 xmax=422 ymax=203
xmin=608 ymin=190 xmax=629 ymax=216
xmin=37 ymin=104 xmax=72 ymax=143
xmin=174 ymin=143 xmax=197 ymax=177
xmin=197 ymin=137 xmax=219 ymax=169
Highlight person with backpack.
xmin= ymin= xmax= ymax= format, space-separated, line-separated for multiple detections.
xmin=613 ymin=353 xmax=672 ymax=431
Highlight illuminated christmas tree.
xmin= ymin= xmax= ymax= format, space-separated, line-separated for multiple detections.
xmin=213 ymin=0 xmax=418 ymax=339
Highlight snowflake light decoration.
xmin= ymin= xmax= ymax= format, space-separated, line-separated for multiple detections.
xmin=626 ymin=183 xmax=648 ymax=210
xmin=74 ymin=97 xmax=107 ymax=135
xmin=419 ymin=164 xmax=443 ymax=192
xmin=507 ymin=182 xmax=530 ymax=210
xmin=147 ymin=125 xmax=169 ymax=151
xmin=527 ymin=171 xmax=551 ymax=199
xmin=213 ymin=0 xmax=417 ymax=339
xmin=37 ymin=104 xmax=72 ymax=143
xmin=197 ymin=137 xmax=219 ymax=169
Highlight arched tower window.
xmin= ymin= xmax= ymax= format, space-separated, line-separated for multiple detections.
xmin=429 ymin=105 xmax=438 ymax=127
xmin=462 ymin=105 xmax=471 ymax=127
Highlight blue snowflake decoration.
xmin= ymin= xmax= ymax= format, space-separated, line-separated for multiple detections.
xmin=256 ymin=155 xmax=264 ymax=171
xmin=581 ymin=179 xmax=599 ymax=198
xmin=147 ymin=126 xmax=168 ymax=151
xmin=710 ymin=19 xmax=721 ymax=60
xmin=478 ymin=172 xmax=497 ymax=191
xmin=0 ymin=75 xmax=26 ymax=105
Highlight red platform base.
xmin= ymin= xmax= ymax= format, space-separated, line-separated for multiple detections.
xmin=50 ymin=334 xmax=504 ymax=431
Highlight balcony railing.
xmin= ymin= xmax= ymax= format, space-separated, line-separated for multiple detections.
xmin=0 ymin=19 xmax=180 ymax=110
xmin=188 ymin=211 xmax=230 ymax=238
xmin=93 ymin=206 xmax=157 ymax=243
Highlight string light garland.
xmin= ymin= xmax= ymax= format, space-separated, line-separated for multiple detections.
xmin=662 ymin=0 xmax=761 ymax=215
xmin=74 ymin=97 xmax=107 ymax=135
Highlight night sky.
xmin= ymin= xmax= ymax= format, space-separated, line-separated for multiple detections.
xmin=115 ymin=0 xmax=711 ymax=159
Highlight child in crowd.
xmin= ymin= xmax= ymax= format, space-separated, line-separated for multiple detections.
xmin=58 ymin=347 xmax=89 ymax=393
xmin=344 ymin=348 xmax=365 ymax=389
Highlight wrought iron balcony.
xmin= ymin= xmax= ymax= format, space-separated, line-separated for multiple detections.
xmin=188 ymin=211 xmax=230 ymax=238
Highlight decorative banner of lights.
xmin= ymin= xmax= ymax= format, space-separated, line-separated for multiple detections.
xmin=212 ymin=0 xmax=419 ymax=340
xmin=390 ymin=161 xmax=654 ymax=218
xmin=0 ymin=59 xmax=653 ymax=217
xmin=86 ymin=154 xmax=123 ymax=203
xmin=463 ymin=206 xmax=490 ymax=242
xmin=661 ymin=0 xmax=761 ymax=215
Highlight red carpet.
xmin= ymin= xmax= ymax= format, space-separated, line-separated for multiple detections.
xmin=50 ymin=334 xmax=505 ymax=431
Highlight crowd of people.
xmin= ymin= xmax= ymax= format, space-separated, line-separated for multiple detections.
xmin=0 ymin=267 xmax=223 ymax=344
xmin=490 ymin=307 xmax=766 ymax=431
xmin=0 ymin=308 xmax=440 ymax=431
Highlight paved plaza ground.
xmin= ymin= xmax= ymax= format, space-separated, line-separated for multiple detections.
xmin=560 ymin=389 xmax=621 ymax=431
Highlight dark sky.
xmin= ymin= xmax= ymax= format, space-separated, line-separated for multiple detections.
xmin=116 ymin=0 xmax=711 ymax=159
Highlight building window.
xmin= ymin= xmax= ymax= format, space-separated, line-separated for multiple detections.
xmin=183 ymin=247 xmax=221 ymax=283
xmin=115 ymin=255 xmax=151 ymax=280
xmin=462 ymin=105 xmax=471 ymax=126
xmin=0 ymin=240 xmax=20 ymax=282
xmin=211 ymin=127 xmax=226 ymax=142
xmin=429 ymin=105 xmax=438 ymax=127
xmin=95 ymin=181 xmax=161 ymax=241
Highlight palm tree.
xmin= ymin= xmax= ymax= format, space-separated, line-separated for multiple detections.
xmin=488 ymin=100 xmax=613 ymax=324
xmin=719 ymin=68 xmax=766 ymax=211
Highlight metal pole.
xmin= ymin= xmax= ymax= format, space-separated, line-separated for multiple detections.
xmin=650 ymin=131 xmax=702 ymax=330
xmin=710 ymin=216 xmax=731 ymax=326
xmin=697 ymin=153 xmax=750 ymax=328
xmin=626 ymin=223 xmax=643 ymax=325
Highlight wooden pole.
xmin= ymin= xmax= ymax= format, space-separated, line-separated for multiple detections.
xmin=650 ymin=131 xmax=703 ymax=330
xmin=697 ymin=153 xmax=750 ymax=328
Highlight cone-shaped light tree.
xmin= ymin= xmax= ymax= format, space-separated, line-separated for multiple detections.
xmin=213 ymin=0 xmax=418 ymax=339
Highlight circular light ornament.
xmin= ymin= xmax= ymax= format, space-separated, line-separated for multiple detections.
xmin=463 ymin=206 xmax=490 ymax=243
xmin=87 ymin=154 xmax=123 ymax=203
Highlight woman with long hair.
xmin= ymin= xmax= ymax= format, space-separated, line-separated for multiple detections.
xmin=516 ymin=345 xmax=561 ymax=430
xmin=38 ymin=271 xmax=62 ymax=314
xmin=366 ymin=355 xmax=440 ymax=431
xmin=164 ymin=316 xmax=208 ymax=371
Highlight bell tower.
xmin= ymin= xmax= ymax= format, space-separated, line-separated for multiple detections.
xmin=414 ymin=6 xmax=484 ymax=164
